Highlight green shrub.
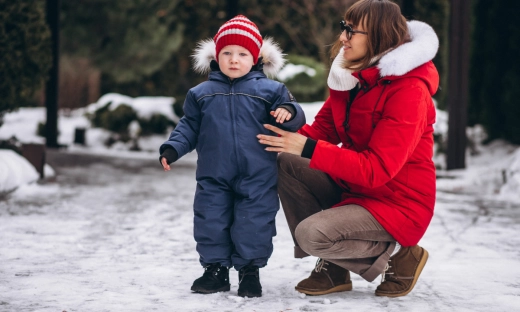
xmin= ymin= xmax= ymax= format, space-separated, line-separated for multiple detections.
xmin=173 ymin=96 xmax=185 ymax=118
xmin=91 ymin=104 xmax=137 ymax=137
xmin=37 ymin=121 xmax=45 ymax=137
xmin=36 ymin=121 xmax=60 ymax=137
xmin=0 ymin=0 xmax=52 ymax=117
xmin=279 ymin=55 xmax=326 ymax=102
xmin=89 ymin=102 xmax=111 ymax=128
xmin=139 ymin=114 xmax=174 ymax=136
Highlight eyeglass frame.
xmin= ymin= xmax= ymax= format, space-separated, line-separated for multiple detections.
xmin=340 ymin=20 xmax=368 ymax=40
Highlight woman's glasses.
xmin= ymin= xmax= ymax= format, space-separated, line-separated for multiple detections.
xmin=340 ymin=20 xmax=368 ymax=40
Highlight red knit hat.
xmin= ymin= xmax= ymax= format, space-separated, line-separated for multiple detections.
xmin=214 ymin=15 xmax=263 ymax=64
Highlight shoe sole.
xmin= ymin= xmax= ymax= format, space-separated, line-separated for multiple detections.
xmin=295 ymin=282 xmax=353 ymax=296
xmin=237 ymin=291 xmax=262 ymax=298
xmin=191 ymin=284 xmax=230 ymax=294
xmin=375 ymin=249 xmax=429 ymax=298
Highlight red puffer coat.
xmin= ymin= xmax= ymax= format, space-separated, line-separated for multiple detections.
xmin=299 ymin=21 xmax=439 ymax=246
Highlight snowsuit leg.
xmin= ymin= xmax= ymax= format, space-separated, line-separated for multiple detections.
xmin=230 ymin=173 xmax=279 ymax=270
xmin=193 ymin=178 xmax=234 ymax=268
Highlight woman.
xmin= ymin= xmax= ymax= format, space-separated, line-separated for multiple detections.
xmin=257 ymin=0 xmax=439 ymax=297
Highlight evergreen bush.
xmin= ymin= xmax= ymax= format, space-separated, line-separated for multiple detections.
xmin=279 ymin=55 xmax=326 ymax=102
xmin=61 ymin=0 xmax=185 ymax=83
xmin=139 ymin=114 xmax=174 ymax=136
xmin=173 ymin=96 xmax=185 ymax=119
xmin=92 ymin=104 xmax=137 ymax=138
xmin=36 ymin=121 xmax=60 ymax=137
xmin=0 ymin=0 xmax=52 ymax=122
xmin=89 ymin=102 xmax=111 ymax=129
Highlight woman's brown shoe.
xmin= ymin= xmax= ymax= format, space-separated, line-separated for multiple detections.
xmin=295 ymin=258 xmax=353 ymax=295
xmin=375 ymin=245 xmax=428 ymax=297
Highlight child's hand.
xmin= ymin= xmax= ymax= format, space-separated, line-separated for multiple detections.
xmin=271 ymin=108 xmax=292 ymax=124
xmin=160 ymin=157 xmax=171 ymax=171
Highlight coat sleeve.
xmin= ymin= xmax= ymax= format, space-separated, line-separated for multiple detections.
xmin=298 ymin=94 xmax=341 ymax=145
xmin=267 ymin=83 xmax=306 ymax=132
xmin=310 ymin=85 xmax=429 ymax=188
xmin=159 ymin=90 xmax=200 ymax=158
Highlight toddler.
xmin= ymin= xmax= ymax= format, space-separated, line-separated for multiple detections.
xmin=159 ymin=15 xmax=306 ymax=297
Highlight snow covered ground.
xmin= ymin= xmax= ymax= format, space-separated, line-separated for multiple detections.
xmin=1 ymin=98 xmax=519 ymax=311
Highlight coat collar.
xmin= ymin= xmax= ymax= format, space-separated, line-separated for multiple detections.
xmin=208 ymin=69 xmax=265 ymax=84
xmin=327 ymin=20 xmax=439 ymax=91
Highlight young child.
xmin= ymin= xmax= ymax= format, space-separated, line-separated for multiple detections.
xmin=159 ymin=15 xmax=306 ymax=297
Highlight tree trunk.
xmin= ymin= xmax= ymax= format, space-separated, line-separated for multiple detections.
xmin=446 ymin=0 xmax=470 ymax=170
xmin=45 ymin=0 xmax=60 ymax=148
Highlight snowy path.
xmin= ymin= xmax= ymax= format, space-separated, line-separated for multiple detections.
xmin=0 ymin=150 xmax=519 ymax=312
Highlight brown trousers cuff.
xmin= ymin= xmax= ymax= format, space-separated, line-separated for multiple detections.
xmin=294 ymin=246 xmax=310 ymax=258
xmin=359 ymin=242 xmax=396 ymax=282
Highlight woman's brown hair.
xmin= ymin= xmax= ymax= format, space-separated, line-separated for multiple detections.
xmin=330 ymin=0 xmax=409 ymax=71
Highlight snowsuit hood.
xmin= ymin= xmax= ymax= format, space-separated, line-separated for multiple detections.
xmin=191 ymin=37 xmax=286 ymax=79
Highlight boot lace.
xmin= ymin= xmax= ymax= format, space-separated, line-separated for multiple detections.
xmin=381 ymin=260 xmax=394 ymax=283
xmin=204 ymin=263 xmax=225 ymax=278
xmin=314 ymin=258 xmax=329 ymax=273
xmin=239 ymin=265 xmax=259 ymax=284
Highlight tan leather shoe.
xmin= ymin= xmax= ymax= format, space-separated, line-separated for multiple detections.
xmin=295 ymin=258 xmax=353 ymax=295
xmin=375 ymin=245 xmax=428 ymax=297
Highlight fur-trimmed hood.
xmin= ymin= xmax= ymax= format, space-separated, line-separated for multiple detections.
xmin=327 ymin=20 xmax=439 ymax=91
xmin=191 ymin=37 xmax=285 ymax=78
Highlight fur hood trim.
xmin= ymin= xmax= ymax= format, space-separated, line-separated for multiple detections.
xmin=327 ymin=20 xmax=439 ymax=91
xmin=191 ymin=37 xmax=286 ymax=78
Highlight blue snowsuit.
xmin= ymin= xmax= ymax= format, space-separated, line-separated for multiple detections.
xmin=160 ymin=69 xmax=306 ymax=270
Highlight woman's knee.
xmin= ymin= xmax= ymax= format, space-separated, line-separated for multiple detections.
xmin=295 ymin=217 xmax=332 ymax=254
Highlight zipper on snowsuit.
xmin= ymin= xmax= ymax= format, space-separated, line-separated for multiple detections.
xmin=228 ymin=78 xmax=243 ymax=177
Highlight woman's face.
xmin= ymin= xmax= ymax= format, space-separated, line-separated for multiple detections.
xmin=340 ymin=21 xmax=368 ymax=62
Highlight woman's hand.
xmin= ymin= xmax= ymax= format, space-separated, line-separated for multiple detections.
xmin=257 ymin=124 xmax=308 ymax=155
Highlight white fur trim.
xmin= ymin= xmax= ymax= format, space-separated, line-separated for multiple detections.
xmin=191 ymin=37 xmax=286 ymax=78
xmin=327 ymin=48 xmax=358 ymax=91
xmin=327 ymin=20 xmax=439 ymax=89
xmin=378 ymin=20 xmax=439 ymax=77
xmin=191 ymin=39 xmax=216 ymax=75
xmin=260 ymin=37 xmax=286 ymax=78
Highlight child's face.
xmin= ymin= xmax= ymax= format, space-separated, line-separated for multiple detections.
xmin=218 ymin=45 xmax=254 ymax=80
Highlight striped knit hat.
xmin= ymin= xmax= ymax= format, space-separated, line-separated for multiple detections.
xmin=214 ymin=15 xmax=263 ymax=64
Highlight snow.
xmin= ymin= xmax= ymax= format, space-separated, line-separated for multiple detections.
xmin=436 ymin=140 xmax=520 ymax=204
xmin=86 ymin=93 xmax=179 ymax=123
xmin=0 ymin=150 xmax=39 ymax=193
xmin=1 ymin=97 xmax=520 ymax=311
xmin=277 ymin=63 xmax=317 ymax=81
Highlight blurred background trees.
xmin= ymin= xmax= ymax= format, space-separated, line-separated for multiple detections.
xmin=58 ymin=0 xmax=449 ymax=107
xmin=469 ymin=1 xmax=520 ymax=145
xmin=0 ymin=0 xmax=52 ymax=124
xmin=59 ymin=0 xmax=186 ymax=109
xmin=1 ymin=0 xmax=520 ymax=145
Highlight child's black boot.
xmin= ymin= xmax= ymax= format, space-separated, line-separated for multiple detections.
xmin=191 ymin=263 xmax=230 ymax=294
xmin=237 ymin=264 xmax=262 ymax=297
